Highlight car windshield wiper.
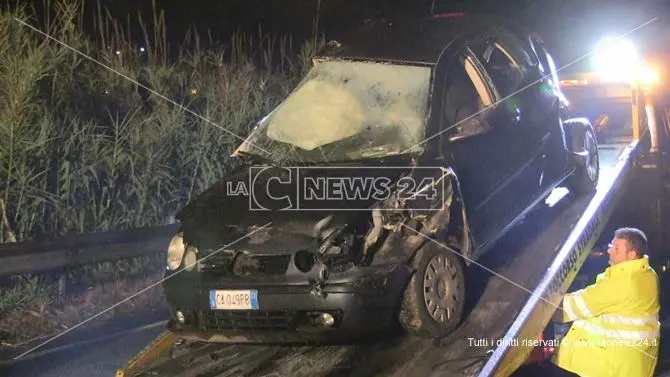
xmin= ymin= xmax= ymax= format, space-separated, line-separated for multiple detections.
xmin=235 ymin=150 xmax=278 ymax=165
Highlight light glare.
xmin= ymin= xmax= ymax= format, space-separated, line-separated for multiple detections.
xmin=592 ymin=37 xmax=639 ymax=83
xmin=545 ymin=187 xmax=569 ymax=207
xmin=634 ymin=65 xmax=660 ymax=86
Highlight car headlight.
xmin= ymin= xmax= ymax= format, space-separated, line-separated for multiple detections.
xmin=183 ymin=245 xmax=198 ymax=272
xmin=167 ymin=232 xmax=186 ymax=270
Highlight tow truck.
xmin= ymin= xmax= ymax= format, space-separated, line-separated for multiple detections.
xmin=115 ymin=37 xmax=669 ymax=377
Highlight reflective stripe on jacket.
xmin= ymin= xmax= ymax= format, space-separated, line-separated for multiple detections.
xmin=552 ymin=255 xmax=660 ymax=377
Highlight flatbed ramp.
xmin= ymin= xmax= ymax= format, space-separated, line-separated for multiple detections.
xmin=117 ymin=137 xmax=642 ymax=377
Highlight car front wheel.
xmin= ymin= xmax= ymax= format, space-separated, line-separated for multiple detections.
xmin=399 ymin=243 xmax=466 ymax=338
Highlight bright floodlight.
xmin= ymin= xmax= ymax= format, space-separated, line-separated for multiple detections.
xmin=592 ymin=37 xmax=639 ymax=83
xmin=635 ymin=65 xmax=661 ymax=86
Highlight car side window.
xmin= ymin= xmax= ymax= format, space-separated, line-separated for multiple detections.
xmin=530 ymin=35 xmax=559 ymax=88
xmin=442 ymin=56 xmax=493 ymax=138
xmin=482 ymin=42 xmax=524 ymax=98
xmin=464 ymin=57 xmax=494 ymax=107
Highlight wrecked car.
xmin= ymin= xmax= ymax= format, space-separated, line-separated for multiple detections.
xmin=162 ymin=14 xmax=600 ymax=342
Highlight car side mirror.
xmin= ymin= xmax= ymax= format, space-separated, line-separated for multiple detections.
xmin=447 ymin=116 xmax=492 ymax=142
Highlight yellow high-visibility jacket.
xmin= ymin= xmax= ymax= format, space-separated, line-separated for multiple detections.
xmin=552 ymin=255 xmax=660 ymax=377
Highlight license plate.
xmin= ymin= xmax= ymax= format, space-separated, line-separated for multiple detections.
xmin=209 ymin=289 xmax=259 ymax=310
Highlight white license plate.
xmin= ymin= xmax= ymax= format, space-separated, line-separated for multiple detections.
xmin=209 ymin=289 xmax=259 ymax=310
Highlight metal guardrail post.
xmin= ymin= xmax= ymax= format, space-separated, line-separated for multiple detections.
xmin=58 ymin=268 xmax=67 ymax=298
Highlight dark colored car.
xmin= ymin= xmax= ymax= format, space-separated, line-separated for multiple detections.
xmin=162 ymin=14 xmax=600 ymax=342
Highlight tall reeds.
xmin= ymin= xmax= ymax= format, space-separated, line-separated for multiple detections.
xmin=1 ymin=0 xmax=322 ymax=243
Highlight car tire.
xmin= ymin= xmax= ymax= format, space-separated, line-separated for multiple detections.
xmin=567 ymin=124 xmax=599 ymax=196
xmin=398 ymin=243 xmax=466 ymax=338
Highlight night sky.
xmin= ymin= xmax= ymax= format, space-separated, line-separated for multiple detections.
xmin=6 ymin=0 xmax=436 ymax=42
xmin=3 ymin=0 xmax=670 ymax=72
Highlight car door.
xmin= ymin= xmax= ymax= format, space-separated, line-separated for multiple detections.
xmin=491 ymin=33 xmax=567 ymax=192
xmin=526 ymin=34 xmax=573 ymax=183
xmin=440 ymin=44 xmax=545 ymax=252
xmin=477 ymin=34 xmax=558 ymax=240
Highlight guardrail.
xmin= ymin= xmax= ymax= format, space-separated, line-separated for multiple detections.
xmin=0 ymin=224 xmax=180 ymax=276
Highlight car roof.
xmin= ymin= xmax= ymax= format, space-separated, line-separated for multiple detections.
xmin=315 ymin=13 xmax=524 ymax=65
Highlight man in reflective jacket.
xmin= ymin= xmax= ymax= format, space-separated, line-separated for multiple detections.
xmin=551 ymin=227 xmax=660 ymax=377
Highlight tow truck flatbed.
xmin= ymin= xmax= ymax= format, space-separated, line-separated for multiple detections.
xmin=116 ymin=133 xmax=643 ymax=377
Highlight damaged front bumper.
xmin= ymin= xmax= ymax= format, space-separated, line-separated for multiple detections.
xmin=163 ymin=262 xmax=410 ymax=343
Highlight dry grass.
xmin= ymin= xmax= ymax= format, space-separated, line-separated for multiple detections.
xmin=0 ymin=0 xmax=323 ymax=344
xmin=0 ymin=270 xmax=166 ymax=346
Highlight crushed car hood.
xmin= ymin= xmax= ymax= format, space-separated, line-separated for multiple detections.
xmin=176 ymin=156 xmax=424 ymax=248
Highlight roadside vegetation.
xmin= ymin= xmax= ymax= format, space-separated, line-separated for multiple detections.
xmin=0 ymin=0 xmax=322 ymax=345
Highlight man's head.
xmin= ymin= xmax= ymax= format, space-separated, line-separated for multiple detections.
xmin=607 ymin=227 xmax=647 ymax=265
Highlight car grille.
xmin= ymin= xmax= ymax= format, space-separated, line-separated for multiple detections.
xmin=199 ymin=253 xmax=291 ymax=277
xmin=199 ymin=310 xmax=296 ymax=331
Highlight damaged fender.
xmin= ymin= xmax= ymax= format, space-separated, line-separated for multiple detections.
xmin=364 ymin=166 xmax=474 ymax=269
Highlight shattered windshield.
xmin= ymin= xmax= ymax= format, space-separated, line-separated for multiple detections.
xmin=235 ymin=60 xmax=431 ymax=163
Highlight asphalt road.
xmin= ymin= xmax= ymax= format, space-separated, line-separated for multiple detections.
xmin=3 ymin=323 xmax=165 ymax=377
